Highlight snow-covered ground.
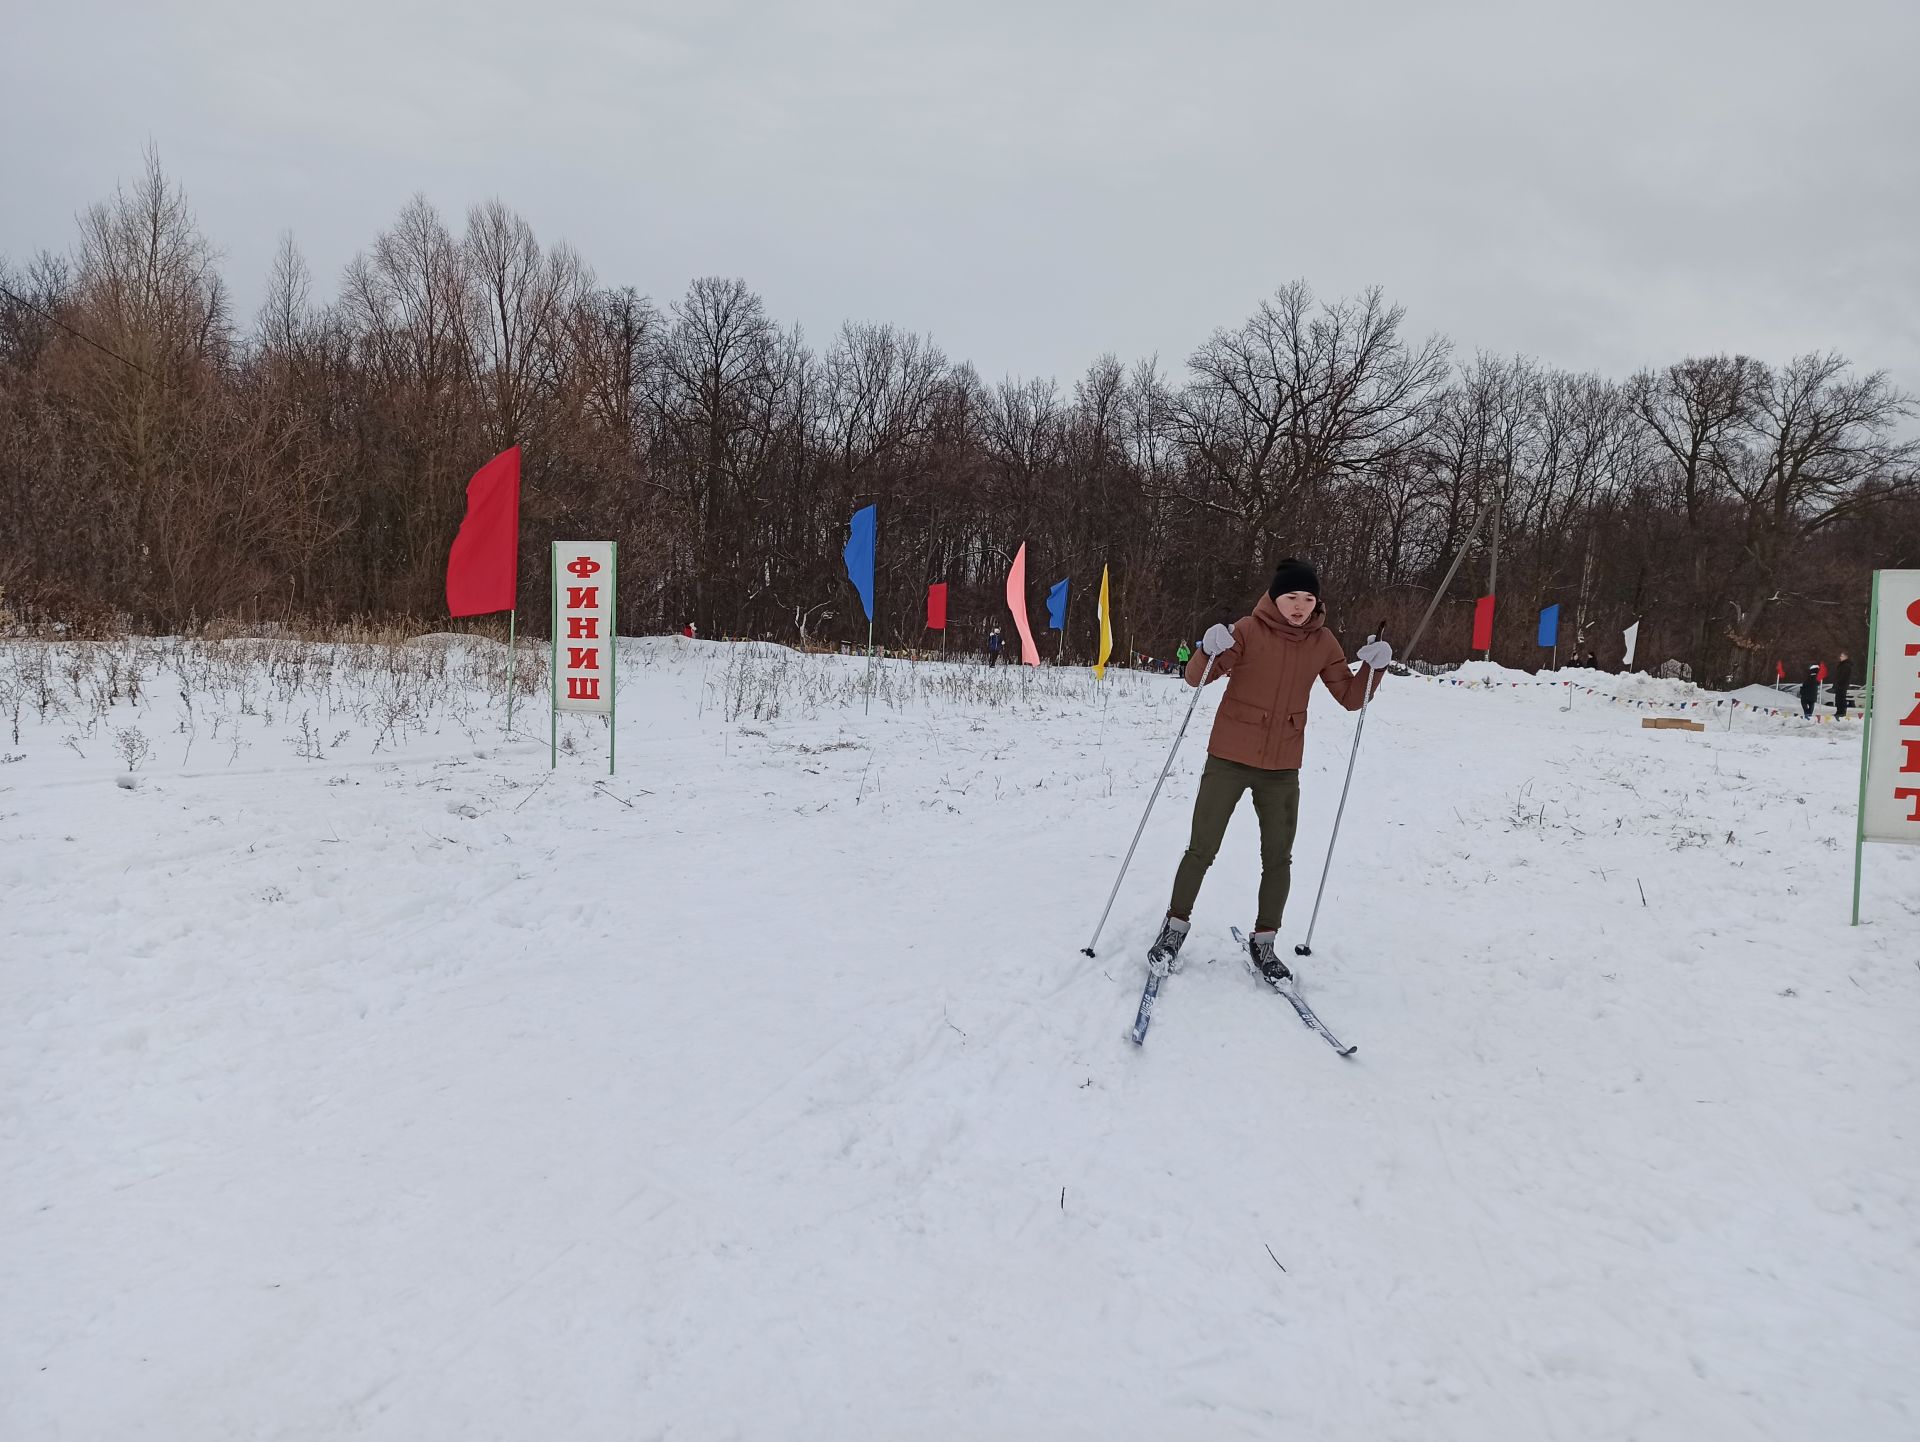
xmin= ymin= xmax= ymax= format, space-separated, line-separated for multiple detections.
xmin=3 ymin=635 xmax=1916 ymax=1441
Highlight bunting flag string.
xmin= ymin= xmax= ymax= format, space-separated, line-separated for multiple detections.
xmin=1396 ymin=671 xmax=1852 ymax=722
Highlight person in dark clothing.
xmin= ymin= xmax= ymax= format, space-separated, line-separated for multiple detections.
xmin=1833 ymin=651 xmax=1853 ymax=718
xmin=1799 ymin=664 xmax=1820 ymax=719
xmin=987 ymin=627 xmax=1004 ymax=666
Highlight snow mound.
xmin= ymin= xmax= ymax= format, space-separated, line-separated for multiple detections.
xmin=1446 ymin=659 xmax=1538 ymax=685
xmin=1452 ymin=661 xmax=1739 ymax=709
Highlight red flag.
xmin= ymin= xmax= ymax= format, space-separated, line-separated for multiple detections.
xmin=446 ymin=447 xmax=522 ymax=617
xmin=1817 ymin=662 xmax=1828 ymax=682
xmin=1471 ymin=595 xmax=1496 ymax=651
xmin=1776 ymin=660 xmax=1785 ymax=681
xmin=926 ymin=582 xmax=948 ymax=631
xmin=1006 ymin=544 xmax=1040 ymax=666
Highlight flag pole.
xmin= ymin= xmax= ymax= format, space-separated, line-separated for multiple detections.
xmin=505 ymin=608 xmax=517 ymax=737
xmin=1403 ymin=503 xmax=1487 ymax=661
xmin=1852 ymin=572 xmax=1881 ymax=925
xmin=609 ymin=541 xmax=619 ymax=777
xmin=549 ymin=543 xmax=559 ymax=770
xmin=865 ymin=618 xmax=875 ymax=715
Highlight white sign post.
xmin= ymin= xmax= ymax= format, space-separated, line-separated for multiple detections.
xmin=550 ymin=540 xmax=617 ymax=774
xmin=1853 ymin=569 xmax=1920 ymax=921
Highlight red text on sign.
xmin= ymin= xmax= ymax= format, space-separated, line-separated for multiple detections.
xmin=567 ymin=556 xmax=602 ymax=579
xmin=567 ymin=586 xmax=598 ymax=609
xmin=1900 ymin=598 xmax=1920 ymax=819
xmin=568 ymin=617 xmax=599 ymax=639
xmin=568 ymin=647 xmax=599 ymax=670
xmin=566 ymin=677 xmax=601 ymax=701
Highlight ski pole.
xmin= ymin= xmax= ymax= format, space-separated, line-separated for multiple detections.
xmin=1291 ymin=505 xmax=1494 ymax=957
xmin=1292 ymin=659 xmax=1381 ymax=958
xmin=1081 ymin=653 xmax=1216 ymax=957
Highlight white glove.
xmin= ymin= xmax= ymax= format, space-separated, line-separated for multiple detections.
xmin=1356 ymin=640 xmax=1393 ymax=669
xmin=1201 ymin=623 xmax=1237 ymax=657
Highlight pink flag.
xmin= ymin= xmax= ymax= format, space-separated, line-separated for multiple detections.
xmin=1006 ymin=543 xmax=1040 ymax=666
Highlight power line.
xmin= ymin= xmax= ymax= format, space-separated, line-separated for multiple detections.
xmin=0 ymin=282 xmax=161 ymax=382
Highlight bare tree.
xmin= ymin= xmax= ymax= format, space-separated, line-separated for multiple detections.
xmin=1170 ymin=283 xmax=1449 ymax=590
xmin=2 ymin=159 xmax=1912 ymax=674
xmin=1722 ymin=354 xmax=1918 ymax=663
xmin=1625 ymin=355 xmax=1760 ymax=673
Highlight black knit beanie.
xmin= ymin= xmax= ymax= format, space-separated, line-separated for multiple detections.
xmin=1269 ymin=558 xmax=1320 ymax=600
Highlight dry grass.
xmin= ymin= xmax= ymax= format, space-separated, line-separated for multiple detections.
xmin=0 ymin=627 xmax=1186 ymax=763
xmin=700 ymin=639 xmax=1175 ymax=724
xmin=0 ymin=632 xmax=549 ymax=756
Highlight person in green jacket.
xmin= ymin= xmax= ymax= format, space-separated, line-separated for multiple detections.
xmin=1176 ymin=641 xmax=1192 ymax=665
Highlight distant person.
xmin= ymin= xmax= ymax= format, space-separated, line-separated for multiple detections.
xmin=682 ymin=621 xmax=697 ymax=639
xmin=1833 ymin=651 xmax=1852 ymax=718
xmin=1176 ymin=640 xmax=1193 ymax=665
xmin=1799 ymin=664 xmax=1819 ymax=719
xmin=987 ymin=626 xmax=1004 ymax=666
xmin=1584 ymin=651 xmax=1597 ymax=668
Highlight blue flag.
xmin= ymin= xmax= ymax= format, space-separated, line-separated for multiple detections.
xmin=1046 ymin=578 xmax=1068 ymax=630
xmin=843 ymin=505 xmax=875 ymax=621
xmin=1537 ymin=604 xmax=1560 ymax=648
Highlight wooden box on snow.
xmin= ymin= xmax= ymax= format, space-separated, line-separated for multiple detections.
xmin=1641 ymin=717 xmax=1705 ymax=732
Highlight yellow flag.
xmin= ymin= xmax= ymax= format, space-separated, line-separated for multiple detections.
xmin=1095 ymin=565 xmax=1113 ymax=678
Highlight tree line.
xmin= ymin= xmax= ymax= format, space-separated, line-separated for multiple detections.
xmin=3 ymin=151 xmax=1916 ymax=682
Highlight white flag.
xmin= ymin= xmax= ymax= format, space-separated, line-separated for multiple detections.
xmin=1622 ymin=620 xmax=1640 ymax=669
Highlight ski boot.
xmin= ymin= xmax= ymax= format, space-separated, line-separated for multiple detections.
xmin=1146 ymin=914 xmax=1191 ymax=978
xmin=1247 ymin=928 xmax=1292 ymax=986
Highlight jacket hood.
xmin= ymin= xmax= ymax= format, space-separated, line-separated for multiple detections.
xmin=1249 ymin=592 xmax=1326 ymax=643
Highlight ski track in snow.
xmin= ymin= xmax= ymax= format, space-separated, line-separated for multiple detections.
xmin=3 ymin=637 xmax=1917 ymax=1441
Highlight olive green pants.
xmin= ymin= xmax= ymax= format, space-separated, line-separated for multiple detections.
xmin=1169 ymin=755 xmax=1301 ymax=932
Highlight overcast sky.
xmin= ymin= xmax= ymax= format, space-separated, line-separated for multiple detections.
xmin=5 ymin=0 xmax=1917 ymax=392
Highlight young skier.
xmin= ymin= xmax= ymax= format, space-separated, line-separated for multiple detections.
xmin=1799 ymin=664 xmax=1820 ymax=719
xmin=1145 ymin=559 xmax=1392 ymax=982
xmin=987 ymin=627 xmax=1004 ymax=666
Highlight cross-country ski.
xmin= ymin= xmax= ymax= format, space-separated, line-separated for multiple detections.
xmin=1231 ymin=927 xmax=1358 ymax=1057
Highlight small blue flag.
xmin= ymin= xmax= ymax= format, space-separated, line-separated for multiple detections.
xmin=1046 ymin=578 xmax=1068 ymax=630
xmin=1537 ymin=604 xmax=1560 ymax=648
xmin=843 ymin=505 xmax=875 ymax=621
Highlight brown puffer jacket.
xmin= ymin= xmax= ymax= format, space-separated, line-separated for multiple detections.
xmin=1182 ymin=595 xmax=1378 ymax=770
